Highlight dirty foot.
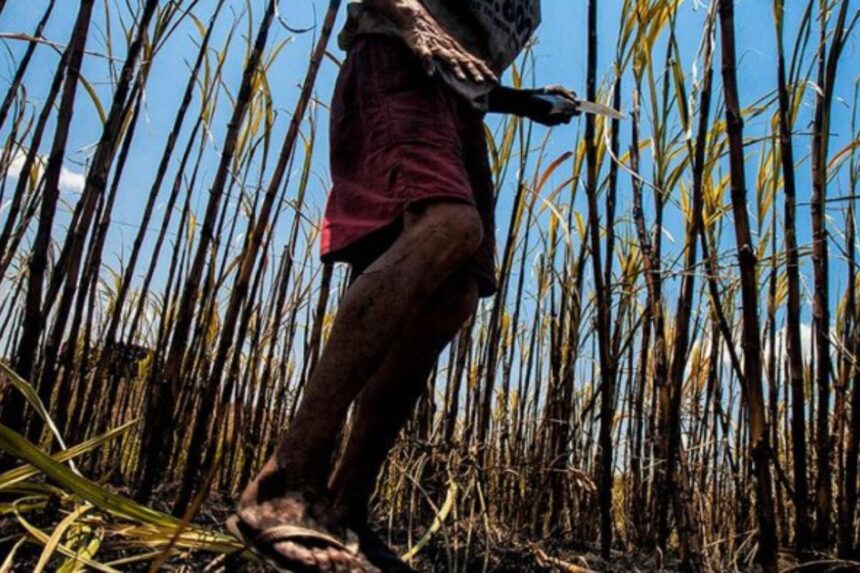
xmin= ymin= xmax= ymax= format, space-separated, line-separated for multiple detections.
xmin=233 ymin=464 xmax=379 ymax=572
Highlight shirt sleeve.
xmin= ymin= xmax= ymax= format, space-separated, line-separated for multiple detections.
xmin=435 ymin=65 xmax=494 ymax=112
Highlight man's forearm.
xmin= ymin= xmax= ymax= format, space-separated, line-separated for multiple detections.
xmin=488 ymin=86 xmax=580 ymax=127
xmin=487 ymin=85 xmax=541 ymax=116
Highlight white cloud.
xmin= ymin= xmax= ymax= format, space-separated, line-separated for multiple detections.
xmin=6 ymin=149 xmax=85 ymax=194
xmin=685 ymin=322 xmax=836 ymax=383
xmin=762 ymin=323 xmax=817 ymax=367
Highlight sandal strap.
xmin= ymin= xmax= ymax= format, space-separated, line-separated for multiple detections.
xmin=256 ymin=524 xmax=357 ymax=555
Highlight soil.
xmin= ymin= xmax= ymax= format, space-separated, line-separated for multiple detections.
xmin=0 ymin=485 xmax=855 ymax=572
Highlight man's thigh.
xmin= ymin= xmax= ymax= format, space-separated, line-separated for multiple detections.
xmin=348 ymin=199 xmax=481 ymax=279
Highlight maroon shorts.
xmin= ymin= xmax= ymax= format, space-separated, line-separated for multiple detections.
xmin=320 ymin=35 xmax=498 ymax=298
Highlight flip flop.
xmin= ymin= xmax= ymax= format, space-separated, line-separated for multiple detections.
xmin=226 ymin=514 xmax=363 ymax=573
xmin=354 ymin=524 xmax=418 ymax=573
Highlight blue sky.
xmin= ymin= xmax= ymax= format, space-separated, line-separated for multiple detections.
xmin=2 ymin=0 xmax=859 ymax=333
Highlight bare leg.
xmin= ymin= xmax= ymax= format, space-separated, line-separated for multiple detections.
xmin=329 ymin=270 xmax=479 ymax=526
xmin=237 ymin=201 xmax=483 ymax=570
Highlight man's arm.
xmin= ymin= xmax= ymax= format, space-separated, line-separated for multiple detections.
xmin=366 ymin=1 xmax=578 ymax=127
xmin=488 ymin=85 xmax=581 ymax=127
xmin=367 ymin=0 xmax=496 ymax=83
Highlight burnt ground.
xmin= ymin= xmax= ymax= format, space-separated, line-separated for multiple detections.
xmin=1 ymin=485 xmax=857 ymax=572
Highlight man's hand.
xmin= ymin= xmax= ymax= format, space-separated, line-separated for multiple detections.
xmin=488 ymin=85 xmax=581 ymax=126
xmin=370 ymin=0 xmax=496 ymax=84
xmin=525 ymin=85 xmax=580 ymax=126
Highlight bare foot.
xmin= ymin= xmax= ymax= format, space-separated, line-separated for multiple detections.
xmin=236 ymin=460 xmax=380 ymax=573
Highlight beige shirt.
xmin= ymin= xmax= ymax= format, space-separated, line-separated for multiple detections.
xmin=339 ymin=0 xmax=541 ymax=110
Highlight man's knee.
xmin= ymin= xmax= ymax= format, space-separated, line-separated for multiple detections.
xmin=406 ymin=201 xmax=484 ymax=264
xmin=427 ymin=271 xmax=479 ymax=337
xmin=442 ymin=205 xmax=484 ymax=257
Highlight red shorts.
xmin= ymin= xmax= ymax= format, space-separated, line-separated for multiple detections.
xmin=320 ymin=35 xmax=498 ymax=297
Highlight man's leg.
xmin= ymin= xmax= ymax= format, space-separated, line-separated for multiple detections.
xmin=328 ymin=269 xmax=479 ymax=527
xmin=237 ymin=201 xmax=483 ymax=569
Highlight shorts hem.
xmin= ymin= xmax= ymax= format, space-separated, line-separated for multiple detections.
xmin=321 ymin=193 xmax=497 ymax=298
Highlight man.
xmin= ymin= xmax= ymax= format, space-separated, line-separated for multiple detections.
xmin=228 ymin=1 xmax=578 ymax=571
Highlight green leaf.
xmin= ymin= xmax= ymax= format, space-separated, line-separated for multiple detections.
xmin=34 ymin=504 xmax=95 ymax=573
xmin=0 ymin=422 xmax=239 ymax=551
xmin=14 ymin=509 xmax=117 ymax=572
xmin=0 ymin=361 xmax=71 ymax=460
xmin=0 ymin=537 xmax=26 ymax=573
xmin=0 ymin=419 xmax=137 ymax=491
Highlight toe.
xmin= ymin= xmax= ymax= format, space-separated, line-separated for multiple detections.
xmin=326 ymin=547 xmax=345 ymax=570
xmin=274 ymin=540 xmax=315 ymax=567
xmin=330 ymin=548 xmax=354 ymax=573
xmin=313 ymin=548 xmax=334 ymax=572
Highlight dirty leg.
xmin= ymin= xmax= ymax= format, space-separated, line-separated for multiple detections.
xmin=328 ymin=269 xmax=479 ymax=525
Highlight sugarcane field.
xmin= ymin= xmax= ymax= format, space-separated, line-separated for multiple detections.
xmin=1 ymin=0 xmax=860 ymax=571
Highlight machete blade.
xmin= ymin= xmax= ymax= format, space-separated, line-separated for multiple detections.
xmin=576 ymin=99 xmax=626 ymax=120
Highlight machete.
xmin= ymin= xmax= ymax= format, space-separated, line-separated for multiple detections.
xmin=536 ymin=93 xmax=625 ymax=120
